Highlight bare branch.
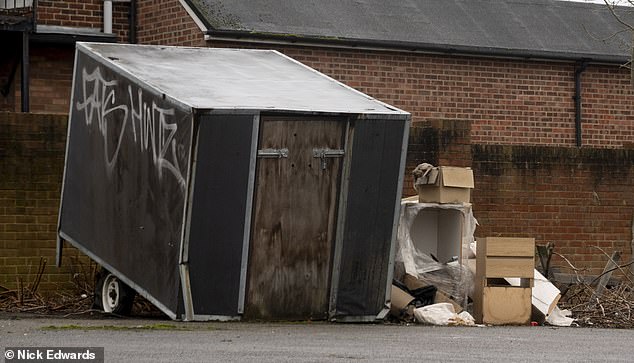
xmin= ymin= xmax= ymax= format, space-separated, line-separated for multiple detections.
xmin=603 ymin=0 xmax=634 ymax=31
xmin=583 ymin=23 xmax=631 ymax=43
xmin=592 ymin=246 xmax=634 ymax=285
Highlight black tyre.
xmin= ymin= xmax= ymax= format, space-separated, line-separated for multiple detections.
xmin=94 ymin=270 xmax=135 ymax=315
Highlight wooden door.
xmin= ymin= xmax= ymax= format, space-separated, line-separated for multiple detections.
xmin=246 ymin=117 xmax=346 ymax=320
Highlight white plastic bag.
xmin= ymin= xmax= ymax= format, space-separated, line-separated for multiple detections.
xmin=414 ymin=303 xmax=476 ymax=326
xmin=414 ymin=303 xmax=457 ymax=325
xmin=455 ymin=311 xmax=476 ymax=326
xmin=546 ymin=306 xmax=574 ymax=327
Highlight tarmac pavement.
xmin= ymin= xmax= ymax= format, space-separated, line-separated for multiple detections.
xmin=0 ymin=313 xmax=632 ymax=362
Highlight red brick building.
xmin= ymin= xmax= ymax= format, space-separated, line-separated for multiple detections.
xmin=2 ymin=0 xmax=634 ymax=289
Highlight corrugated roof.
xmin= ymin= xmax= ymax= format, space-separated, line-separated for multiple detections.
xmin=79 ymin=43 xmax=407 ymax=114
xmin=188 ymin=0 xmax=634 ymax=62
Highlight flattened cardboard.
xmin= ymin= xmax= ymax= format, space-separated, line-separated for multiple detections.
xmin=435 ymin=291 xmax=463 ymax=313
xmin=403 ymin=273 xmax=426 ymax=290
xmin=390 ymin=284 xmax=415 ymax=317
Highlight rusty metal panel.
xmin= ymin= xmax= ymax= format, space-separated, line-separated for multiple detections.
xmin=334 ymin=118 xmax=408 ymax=317
xmin=58 ymin=50 xmax=192 ymax=317
xmin=245 ymin=116 xmax=345 ymax=320
xmin=187 ymin=114 xmax=256 ymax=317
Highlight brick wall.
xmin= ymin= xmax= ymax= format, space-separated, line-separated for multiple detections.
xmin=405 ymin=119 xmax=634 ymax=274
xmin=0 ymin=112 xmax=88 ymax=291
xmin=1 ymin=0 xmax=133 ymax=113
xmin=6 ymin=45 xmax=75 ymax=114
xmin=404 ymin=119 xmax=472 ymax=197
xmin=38 ymin=0 xmax=130 ymax=42
xmin=204 ymin=40 xmax=634 ymax=272
xmin=38 ymin=1 xmax=103 ymax=28
xmin=205 ymin=42 xmax=634 ymax=274
xmin=3 ymin=0 xmax=634 ymax=288
xmin=16 ymin=2 xmax=634 ymax=146
xmin=472 ymin=144 xmax=634 ymax=274
xmin=136 ymin=0 xmax=205 ymax=46
xmin=209 ymin=40 xmax=634 ymax=149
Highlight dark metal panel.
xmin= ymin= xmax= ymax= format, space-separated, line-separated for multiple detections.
xmin=187 ymin=114 xmax=256 ymax=316
xmin=334 ymin=118 xmax=408 ymax=317
xmin=58 ymin=51 xmax=192 ymax=316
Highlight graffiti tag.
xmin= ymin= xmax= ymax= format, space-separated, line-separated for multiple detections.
xmin=75 ymin=67 xmax=187 ymax=191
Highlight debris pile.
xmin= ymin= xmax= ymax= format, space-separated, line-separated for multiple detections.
xmin=0 ymin=258 xmax=93 ymax=315
xmin=390 ymin=163 xmax=634 ymax=328
xmin=392 ymin=164 xmax=478 ymax=325
xmin=555 ymin=249 xmax=634 ymax=329
xmin=0 ymin=257 xmax=162 ymax=317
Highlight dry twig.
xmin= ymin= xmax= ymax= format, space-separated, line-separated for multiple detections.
xmin=0 ymin=257 xmax=162 ymax=317
xmin=557 ymin=248 xmax=634 ymax=329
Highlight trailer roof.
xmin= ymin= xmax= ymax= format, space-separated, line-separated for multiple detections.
xmin=78 ymin=42 xmax=408 ymax=115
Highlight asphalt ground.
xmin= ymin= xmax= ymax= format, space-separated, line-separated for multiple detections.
xmin=1 ymin=313 xmax=632 ymax=362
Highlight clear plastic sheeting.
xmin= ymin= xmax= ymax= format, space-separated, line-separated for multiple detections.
xmin=395 ymin=201 xmax=478 ymax=307
xmin=413 ymin=261 xmax=474 ymax=307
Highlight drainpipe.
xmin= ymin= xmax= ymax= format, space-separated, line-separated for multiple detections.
xmin=129 ymin=0 xmax=137 ymax=43
xmin=21 ymin=30 xmax=29 ymax=112
xmin=573 ymin=60 xmax=589 ymax=148
xmin=18 ymin=0 xmax=36 ymax=112
xmin=104 ymin=0 xmax=113 ymax=33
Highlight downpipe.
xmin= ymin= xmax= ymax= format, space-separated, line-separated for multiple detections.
xmin=103 ymin=0 xmax=112 ymax=33
xmin=573 ymin=60 xmax=588 ymax=148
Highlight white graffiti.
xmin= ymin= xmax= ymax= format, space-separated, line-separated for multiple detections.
xmin=75 ymin=67 xmax=187 ymax=191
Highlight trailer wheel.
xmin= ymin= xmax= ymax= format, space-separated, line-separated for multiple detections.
xmin=95 ymin=272 xmax=135 ymax=315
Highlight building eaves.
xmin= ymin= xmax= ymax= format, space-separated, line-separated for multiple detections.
xmin=206 ymin=28 xmax=630 ymax=64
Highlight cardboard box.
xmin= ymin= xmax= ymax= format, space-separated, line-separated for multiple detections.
xmin=476 ymin=237 xmax=535 ymax=279
xmin=480 ymin=286 xmax=532 ymax=325
xmin=470 ymin=238 xmax=561 ymax=323
xmin=507 ymin=269 xmax=561 ymax=319
xmin=474 ymin=237 xmax=535 ymax=325
xmin=416 ymin=166 xmax=474 ymax=204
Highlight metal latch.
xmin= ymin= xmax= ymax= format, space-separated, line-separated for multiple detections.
xmin=312 ymin=148 xmax=345 ymax=169
xmin=257 ymin=148 xmax=289 ymax=158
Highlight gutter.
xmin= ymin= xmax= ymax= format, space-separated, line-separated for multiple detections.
xmin=204 ymin=29 xmax=629 ymax=65
xmin=32 ymin=25 xmax=117 ymax=44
